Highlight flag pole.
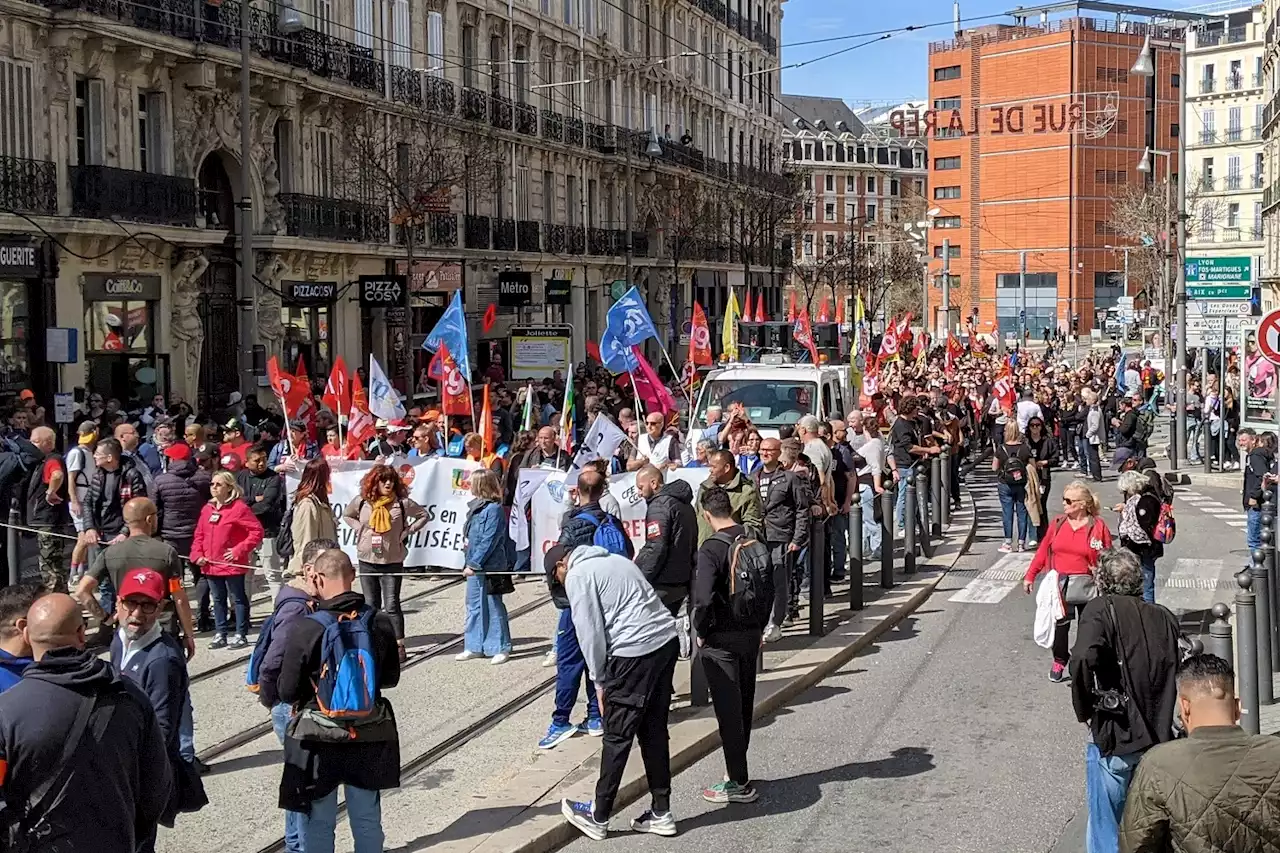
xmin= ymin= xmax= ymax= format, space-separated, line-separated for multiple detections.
xmin=654 ymin=346 xmax=694 ymax=409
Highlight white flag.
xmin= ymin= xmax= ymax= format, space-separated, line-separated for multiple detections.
xmin=367 ymin=355 xmax=406 ymax=421
xmin=509 ymin=467 xmax=553 ymax=551
xmin=571 ymin=415 xmax=629 ymax=470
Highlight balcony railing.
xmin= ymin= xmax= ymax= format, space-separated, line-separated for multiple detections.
xmin=424 ymin=76 xmax=456 ymax=114
xmin=1254 ymin=173 xmax=1266 ymax=188
xmin=464 ymin=214 xmax=490 ymax=249
xmin=493 ymin=218 xmax=516 ymax=251
xmin=541 ymin=109 xmax=564 ymax=142
xmin=515 ymin=103 xmax=538 ymax=136
xmin=565 ymin=116 xmax=585 ymax=147
xmin=1228 ymin=73 xmax=1243 ymax=91
xmin=567 ymin=224 xmax=585 ymax=255
xmin=389 ymin=66 xmax=422 ymax=108
xmin=0 ymin=155 xmax=57 ymax=215
xmin=517 ymin=220 xmax=540 ymax=252
xmin=461 ymin=87 xmax=488 ymax=123
xmin=544 ymin=223 xmax=566 ymax=253
xmin=588 ymin=227 xmax=610 ymax=255
xmin=1200 ymin=77 xmax=1215 ymax=93
xmin=1200 ymin=129 xmax=1217 ymax=144
xmin=71 ymin=164 xmax=197 ymax=226
xmin=1223 ymin=226 xmax=1242 ymax=242
xmin=587 ymin=123 xmax=614 ymax=153
xmin=489 ymin=92 xmax=513 ymax=131
xmin=1253 ymin=225 xmax=1265 ymax=240
xmin=1225 ymin=128 xmax=1242 ymax=142
xmin=1201 ymin=177 xmax=1217 ymax=191
xmin=279 ymin=193 xmax=388 ymax=242
xmin=1226 ymin=174 xmax=1242 ymax=190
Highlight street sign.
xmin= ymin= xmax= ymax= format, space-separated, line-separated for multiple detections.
xmin=1187 ymin=315 xmax=1247 ymax=348
xmin=610 ymin=280 xmax=628 ymax=301
xmin=1188 ymin=284 xmax=1252 ymax=300
xmin=1192 ymin=300 xmax=1252 ymax=317
xmin=1186 ymin=256 xmax=1253 ymax=285
xmin=1258 ymin=310 xmax=1280 ymax=365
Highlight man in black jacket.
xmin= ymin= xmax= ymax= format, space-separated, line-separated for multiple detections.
xmin=1111 ymin=394 xmax=1142 ymax=470
xmin=238 ymin=443 xmax=286 ymax=597
xmin=0 ymin=593 xmax=172 ymax=853
xmin=277 ymin=548 xmax=400 ymax=853
xmin=634 ymin=465 xmax=696 ymax=616
xmin=1070 ymin=547 xmax=1180 ymax=853
xmin=1239 ymin=428 xmax=1272 ymax=554
xmin=754 ymin=438 xmax=809 ymax=626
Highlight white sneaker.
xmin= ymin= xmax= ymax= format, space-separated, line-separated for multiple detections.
xmin=490 ymin=652 xmax=510 ymax=665
xmin=455 ymin=650 xmax=482 ymax=661
xmin=762 ymin=623 xmax=783 ymax=643
xmin=542 ymin=649 xmax=558 ymax=667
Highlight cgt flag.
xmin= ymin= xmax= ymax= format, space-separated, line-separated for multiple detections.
xmin=606 ymin=286 xmax=660 ymax=348
xmin=689 ymin=302 xmax=712 ymax=366
xmin=322 ymin=355 xmax=351 ymax=416
xmin=344 ymin=373 xmax=375 ymax=458
xmin=793 ymin=307 xmax=820 ymax=365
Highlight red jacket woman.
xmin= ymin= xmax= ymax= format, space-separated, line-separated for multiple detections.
xmin=190 ymin=470 xmax=264 ymax=648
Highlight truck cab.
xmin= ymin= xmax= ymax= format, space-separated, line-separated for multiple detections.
xmin=691 ymin=355 xmax=853 ymax=440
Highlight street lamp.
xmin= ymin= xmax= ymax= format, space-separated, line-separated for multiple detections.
xmin=1131 ymin=30 xmax=1188 ymax=470
xmin=906 ymin=207 xmax=943 ymax=338
xmin=645 ymin=129 xmax=665 ymax=159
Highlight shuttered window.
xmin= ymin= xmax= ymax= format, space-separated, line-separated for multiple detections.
xmin=0 ymin=59 xmax=33 ymax=160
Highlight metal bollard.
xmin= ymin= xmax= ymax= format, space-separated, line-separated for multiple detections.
xmin=915 ymin=466 xmax=931 ymax=559
xmin=1251 ymin=552 xmax=1274 ymax=706
xmin=1206 ymin=602 xmax=1234 ymax=667
xmin=880 ymin=487 xmax=895 ymax=588
xmin=849 ymin=491 xmax=864 ymax=611
xmin=5 ymin=506 xmax=17 ymax=587
xmin=940 ymin=447 xmax=952 ymax=530
xmin=1236 ymin=573 xmax=1261 ymax=735
xmin=930 ymin=455 xmax=943 ymax=537
xmin=1263 ymin=489 xmax=1280 ymax=673
xmin=904 ymin=476 xmax=917 ymax=575
xmin=809 ymin=516 xmax=825 ymax=637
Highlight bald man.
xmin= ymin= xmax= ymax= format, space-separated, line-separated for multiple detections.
xmin=25 ymin=425 xmax=72 ymax=591
xmin=0 ymin=593 xmax=173 ymax=853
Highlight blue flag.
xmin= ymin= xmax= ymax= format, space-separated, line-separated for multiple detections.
xmin=600 ymin=316 xmax=640 ymax=374
xmin=605 ymin=286 xmax=659 ymax=348
xmin=423 ymin=291 xmax=471 ymax=380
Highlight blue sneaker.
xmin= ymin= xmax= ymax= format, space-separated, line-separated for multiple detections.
xmin=538 ymin=722 xmax=579 ymax=750
xmin=583 ymin=717 xmax=604 ymax=737
xmin=562 ymin=799 xmax=608 ymax=840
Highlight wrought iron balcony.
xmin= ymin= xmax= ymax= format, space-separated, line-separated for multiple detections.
xmin=515 ymin=103 xmax=538 ymax=136
xmin=587 ymin=227 xmax=610 ymax=255
xmin=632 ymin=231 xmax=649 ymax=257
xmin=423 ymin=76 xmax=455 ymax=115
xmin=493 ymin=218 xmax=516 ymax=251
xmin=587 ymin=123 xmax=614 ymax=153
xmin=1199 ymin=129 xmax=1216 ymax=144
xmin=1228 ymin=73 xmax=1244 ymax=91
xmin=541 ymin=110 xmax=564 ymax=142
xmin=426 ymin=212 xmax=458 ymax=247
xmin=1226 ymin=174 xmax=1242 ymax=190
xmin=278 ymin=193 xmax=388 ymax=242
xmin=1200 ymin=77 xmax=1215 ymax=94
xmin=490 ymin=93 xmax=513 ymax=131
xmin=390 ymin=66 xmax=423 ymax=108
xmin=1225 ymin=128 xmax=1242 ymax=142
xmin=464 ymin=214 xmax=490 ymax=249
xmin=544 ymin=223 xmax=566 ymax=253
xmin=0 ymin=155 xmax=57 ymax=216
xmin=565 ymin=116 xmax=585 ymax=147
xmin=517 ymin=220 xmax=540 ymax=252
xmin=609 ymin=229 xmax=628 ymax=255
xmin=1255 ymin=174 xmax=1266 ymax=189
xmin=567 ymin=225 xmax=585 ymax=255
xmin=71 ymin=164 xmax=197 ymax=226
xmin=461 ymin=88 xmax=489 ymax=123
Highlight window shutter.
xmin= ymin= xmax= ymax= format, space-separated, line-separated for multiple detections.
xmin=0 ymin=59 xmax=34 ymax=160
xmin=146 ymin=92 xmax=167 ymax=174
xmin=354 ymin=0 xmax=374 ymax=50
xmin=427 ymin=12 xmax=444 ymax=77
xmin=392 ymin=0 xmax=410 ymax=67
xmin=87 ymin=78 xmax=106 ymax=166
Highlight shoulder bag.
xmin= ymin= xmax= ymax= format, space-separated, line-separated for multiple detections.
xmin=1094 ymin=596 xmax=1155 ymax=743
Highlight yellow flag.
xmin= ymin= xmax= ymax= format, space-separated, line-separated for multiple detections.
xmin=722 ymin=289 xmax=740 ymax=361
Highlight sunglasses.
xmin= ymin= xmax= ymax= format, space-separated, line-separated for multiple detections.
xmin=1063 ymin=497 xmax=1081 ymax=505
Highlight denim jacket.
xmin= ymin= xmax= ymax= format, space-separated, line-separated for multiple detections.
xmin=464 ymin=498 xmax=510 ymax=572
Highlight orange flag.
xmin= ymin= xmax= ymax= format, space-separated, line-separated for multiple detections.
xmin=817 ymin=296 xmax=831 ymax=323
xmin=835 ymin=298 xmax=845 ymax=325
xmin=344 ymin=373 xmax=375 ymax=458
xmin=755 ymin=292 xmax=766 ymax=324
xmin=689 ymin=302 xmax=713 ymax=366
xmin=479 ymin=383 xmax=495 ymax=453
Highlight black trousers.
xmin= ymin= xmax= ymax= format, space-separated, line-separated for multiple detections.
xmin=360 ymin=561 xmax=405 ymax=638
xmin=767 ymin=542 xmax=794 ymax=625
xmin=594 ymin=638 xmax=680 ymax=822
xmin=701 ymin=628 xmax=763 ymax=785
xmin=654 ymin=585 xmax=686 ymax=618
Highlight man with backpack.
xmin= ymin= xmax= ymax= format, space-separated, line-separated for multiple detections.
xmin=276 ymin=548 xmax=401 ymax=853
xmin=692 ymin=486 xmax=773 ymax=806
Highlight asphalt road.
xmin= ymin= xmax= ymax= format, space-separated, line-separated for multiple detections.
xmin=560 ymin=464 xmax=1250 ymax=853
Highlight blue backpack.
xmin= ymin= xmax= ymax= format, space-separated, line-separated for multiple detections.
xmin=309 ymin=607 xmax=379 ymax=719
xmin=582 ymin=512 xmax=630 ymax=557
xmin=246 ymin=596 xmax=314 ymax=694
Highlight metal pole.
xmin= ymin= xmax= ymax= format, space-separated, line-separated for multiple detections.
xmin=940 ymin=446 xmax=952 ymax=529
xmin=5 ymin=506 xmax=16 ymax=587
xmin=1174 ymin=45 xmax=1189 ymax=472
xmin=930 ymin=455 xmax=942 ymax=538
xmin=624 ymin=141 xmax=633 ymax=287
xmin=1019 ymin=250 xmax=1027 ymax=346
xmin=903 ymin=474 xmax=917 ymax=574
xmin=915 ymin=464 xmax=931 ymax=558
xmin=238 ymin=2 xmax=255 ymax=396
xmin=1251 ymin=553 xmax=1274 ymax=705
xmin=1267 ymin=486 xmax=1280 ymax=673
xmin=1207 ymin=601 xmax=1233 ymax=666
xmin=849 ymin=491 xmax=864 ymax=610
xmin=1203 ymin=354 xmax=1212 ymax=472
xmin=1218 ymin=323 xmax=1227 ymax=468
xmin=1236 ymin=573 xmax=1260 ymax=734
xmin=880 ymin=487 xmax=895 ymax=588
xmin=808 ymin=518 xmax=824 ymax=637
xmin=941 ymin=238 xmax=951 ymax=341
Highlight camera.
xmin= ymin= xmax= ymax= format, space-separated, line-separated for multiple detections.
xmin=1095 ymin=688 xmax=1127 ymax=715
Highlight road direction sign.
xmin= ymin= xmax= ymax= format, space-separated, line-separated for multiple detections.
xmin=1192 ymin=300 xmax=1252 ymax=317
xmin=1186 ymin=256 xmax=1253 ymax=284
xmin=1187 ymin=315 xmax=1247 ymax=348
xmin=1188 ymin=284 xmax=1252 ymax=300
xmin=1257 ymin=309 xmax=1280 ymax=365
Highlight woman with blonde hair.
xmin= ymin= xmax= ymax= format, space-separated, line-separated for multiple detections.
xmin=1023 ymin=481 xmax=1113 ymax=682
xmin=992 ymin=420 xmax=1032 ymax=552
xmin=190 ymin=469 xmax=264 ymax=649
xmin=458 ymin=469 xmax=513 ymax=663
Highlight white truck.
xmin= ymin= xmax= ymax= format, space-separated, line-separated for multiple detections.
xmin=690 ymin=355 xmax=856 ymax=440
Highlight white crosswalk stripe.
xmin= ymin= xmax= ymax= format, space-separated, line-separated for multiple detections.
xmin=949 ymin=553 xmax=1031 ymax=604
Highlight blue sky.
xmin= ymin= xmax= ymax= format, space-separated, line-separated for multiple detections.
xmin=778 ymin=0 xmax=1207 ymax=103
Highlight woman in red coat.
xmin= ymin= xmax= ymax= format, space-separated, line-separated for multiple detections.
xmin=191 ymin=469 xmax=264 ymax=649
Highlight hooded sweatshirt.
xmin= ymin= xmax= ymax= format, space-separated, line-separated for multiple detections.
xmin=563 ymin=545 xmax=678 ymax=682
xmin=634 ymin=479 xmax=697 ymax=590
xmin=0 ymin=647 xmax=32 ymax=692
xmin=255 ymin=584 xmax=316 ymax=707
xmin=0 ymin=647 xmax=172 ymax=852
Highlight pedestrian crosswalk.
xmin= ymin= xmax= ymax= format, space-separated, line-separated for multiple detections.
xmin=1173 ymin=487 xmax=1248 ymax=528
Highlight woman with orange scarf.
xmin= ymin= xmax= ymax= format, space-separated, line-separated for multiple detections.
xmin=342 ymin=464 xmax=428 ymax=660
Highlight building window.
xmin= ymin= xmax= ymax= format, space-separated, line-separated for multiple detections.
xmin=824 ymin=202 xmax=835 ymax=222
xmin=313 ymin=128 xmax=334 ymax=197
xmin=935 ymin=216 xmax=962 ymax=228
xmin=890 ymin=178 xmax=899 ymax=196
xmin=824 ymin=234 xmax=836 ymax=255
xmin=824 ymin=174 xmax=834 ymax=192
xmin=274 ymin=120 xmax=294 ymax=193
xmin=935 ymin=156 xmax=961 ymax=170
xmin=0 ymin=59 xmax=33 ymax=160
xmin=867 ymin=176 xmax=876 ymax=193
xmin=461 ymin=25 xmax=477 ymax=88
xmin=933 ymin=244 xmax=961 ymax=259
xmin=802 ymin=233 xmax=813 ymax=256
xmin=934 ymin=65 xmax=961 ymax=81
xmin=935 ymin=186 xmax=961 ymax=199
xmin=803 ymin=202 xmax=814 ymax=221
xmin=995 ymin=272 xmax=1058 ymax=336
xmin=390 ymin=0 xmax=410 ymax=68
xmin=847 ymin=175 xmax=856 ymax=192
xmin=1094 ymin=169 xmax=1127 ymax=185
xmin=74 ymin=78 xmax=105 ymax=166
xmin=866 ymin=202 xmax=877 ymax=222
xmin=426 ymin=11 xmax=444 ymax=77
xmin=515 ymin=46 xmax=529 ymax=102
xmin=1096 ymin=66 xmax=1129 ymax=83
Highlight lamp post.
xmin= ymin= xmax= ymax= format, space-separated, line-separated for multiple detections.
xmin=905 ymin=207 xmax=940 ymax=338
xmin=240 ymin=0 xmax=303 ymax=392
xmin=1132 ymin=32 xmax=1188 ymax=471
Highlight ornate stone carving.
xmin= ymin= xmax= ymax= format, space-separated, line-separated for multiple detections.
xmin=459 ymin=4 xmax=479 ymax=28
xmin=170 ymin=250 xmax=210 ymax=401
xmin=256 ymin=252 xmax=288 ymax=353
xmin=48 ymin=47 xmax=72 ymax=104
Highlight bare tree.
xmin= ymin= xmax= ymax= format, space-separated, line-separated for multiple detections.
xmin=647 ymin=174 xmax=722 ymax=347
xmin=719 ymin=167 xmax=805 ymax=302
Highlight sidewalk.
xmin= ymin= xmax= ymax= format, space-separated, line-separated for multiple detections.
xmin=390 ymin=492 xmax=980 ymax=853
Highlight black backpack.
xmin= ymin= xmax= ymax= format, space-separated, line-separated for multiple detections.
xmin=275 ymin=504 xmax=296 ymax=561
xmin=713 ymin=531 xmax=774 ymax=629
xmin=997 ymin=443 xmax=1028 ymax=487
xmin=1134 ymin=406 xmax=1156 ymax=445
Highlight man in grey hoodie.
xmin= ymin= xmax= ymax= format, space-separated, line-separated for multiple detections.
xmin=548 ymin=543 xmax=680 ymax=842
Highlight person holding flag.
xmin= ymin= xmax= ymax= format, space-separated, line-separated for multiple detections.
xmin=793 ymin=307 xmax=820 ymax=365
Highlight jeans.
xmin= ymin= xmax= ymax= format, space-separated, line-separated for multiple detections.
xmin=208 ymin=574 xmax=249 ymax=637
xmin=1139 ymin=553 xmax=1157 ymax=603
xmin=1248 ymin=507 xmax=1263 ymax=551
xmin=303 ymin=785 xmax=383 ymax=853
xmin=552 ymin=608 xmax=599 ymax=727
xmin=860 ymin=485 xmax=882 ymax=556
xmin=360 ymin=563 xmax=405 ymax=639
xmin=895 ymin=470 xmax=910 ymax=531
xmin=997 ymin=481 xmax=1029 ymax=543
xmin=257 ymin=538 xmax=283 ymax=595
xmin=826 ymin=512 xmax=848 ymax=581
xmin=99 ymin=571 xmax=117 ymax=617
xmin=463 ymin=574 xmax=512 ymax=656
xmin=271 ymin=703 xmax=307 ymax=853
xmin=514 ymin=547 xmax=531 ymax=576
xmin=179 ymin=692 xmax=195 ymax=762
xmin=1084 ymin=742 xmax=1142 ymax=853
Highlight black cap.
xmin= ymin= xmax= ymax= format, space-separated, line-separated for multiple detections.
xmin=543 ymin=544 xmax=570 ymax=576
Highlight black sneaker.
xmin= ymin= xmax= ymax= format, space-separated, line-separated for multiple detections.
xmin=192 ymin=757 xmax=211 ymax=775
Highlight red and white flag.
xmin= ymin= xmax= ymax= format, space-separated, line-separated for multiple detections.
xmin=344 ymin=373 xmax=375 ymax=458
xmin=793 ymin=307 xmax=820 ymax=364
xmin=993 ymin=366 xmax=1017 ymax=414
xmin=689 ymin=302 xmax=713 ymax=366
xmin=879 ymin=324 xmax=900 ymax=360
xmin=322 ymin=355 xmax=351 ymax=417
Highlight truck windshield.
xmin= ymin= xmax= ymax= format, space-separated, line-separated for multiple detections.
xmin=694 ymin=379 xmax=818 ymax=428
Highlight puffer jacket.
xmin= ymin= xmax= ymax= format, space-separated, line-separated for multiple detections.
xmin=1119 ymin=725 xmax=1280 ymax=853
xmin=634 ymin=479 xmax=696 ymax=590
xmin=153 ymin=457 xmax=204 ymax=543
xmin=190 ymin=498 xmax=264 ymax=577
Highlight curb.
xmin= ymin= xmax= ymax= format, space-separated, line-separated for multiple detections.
xmin=434 ymin=488 xmax=980 ymax=853
xmin=1169 ymin=471 xmax=1241 ymax=489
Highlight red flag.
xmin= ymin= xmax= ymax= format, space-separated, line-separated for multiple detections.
xmin=878 ymin=324 xmax=900 ymax=360
xmin=586 ymin=340 xmax=602 ymax=362
xmin=295 ymin=354 xmax=308 ymax=381
xmin=755 ymin=292 xmax=766 ymax=324
xmin=344 ymin=373 xmax=375 ymax=458
xmin=816 ymin=297 xmax=831 ymax=324
xmin=895 ymin=311 xmax=914 ymax=336
xmin=267 ymin=356 xmax=310 ymax=421
xmin=912 ymin=332 xmax=927 ymax=361
xmin=946 ymin=333 xmax=964 ymax=370
xmin=835 ymin=298 xmax=845 ymax=325
xmin=744 ymin=287 xmax=752 ymax=323
xmin=861 ymin=353 xmax=880 ymax=403
xmin=434 ymin=343 xmax=471 ymax=417
xmin=793 ymin=307 xmax=820 ymax=365
xmin=993 ymin=365 xmax=1016 ymax=414
xmin=479 ymin=383 xmax=495 ymax=453
xmin=482 ymin=303 xmax=497 ymax=333
xmin=787 ymin=291 xmax=797 ymax=322
xmin=689 ymin=302 xmax=712 ymax=366
xmin=631 ymin=346 xmax=677 ymax=418
xmin=322 ymin=355 xmax=351 ymax=416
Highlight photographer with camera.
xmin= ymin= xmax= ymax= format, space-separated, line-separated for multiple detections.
xmin=1068 ymin=547 xmax=1181 ymax=853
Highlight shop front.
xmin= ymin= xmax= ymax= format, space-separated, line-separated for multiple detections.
xmin=281 ymin=280 xmax=336 ymax=382
xmin=0 ymin=237 xmax=53 ymax=405
xmin=83 ymin=272 xmax=166 ymax=405
xmin=381 ymin=260 xmax=462 ymax=399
